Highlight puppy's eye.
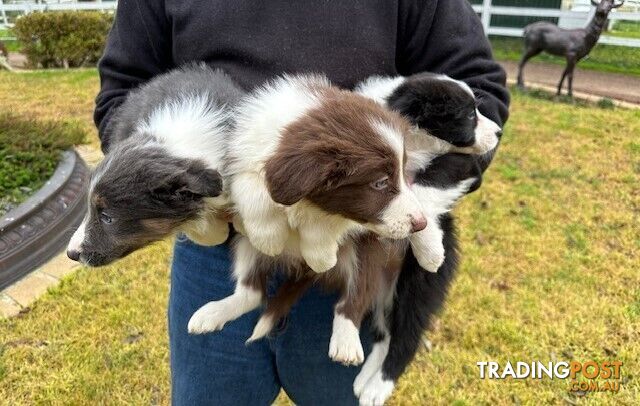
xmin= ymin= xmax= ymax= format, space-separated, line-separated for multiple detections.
xmin=99 ymin=212 xmax=113 ymax=224
xmin=370 ymin=177 xmax=389 ymax=191
xmin=468 ymin=112 xmax=476 ymax=120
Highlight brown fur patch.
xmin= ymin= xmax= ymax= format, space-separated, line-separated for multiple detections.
xmin=264 ymin=86 xmax=412 ymax=224
xmin=246 ymin=83 xmax=415 ymax=337
xmin=335 ymin=235 xmax=405 ymax=327
xmin=254 ymin=235 xmax=407 ymax=333
xmin=92 ymin=194 xmax=108 ymax=210
xmin=260 ymin=274 xmax=316 ymax=323
xmin=140 ymin=218 xmax=180 ymax=235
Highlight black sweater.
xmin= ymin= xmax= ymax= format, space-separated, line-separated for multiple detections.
xmin=95 ymin=0 xmax=509 ymax=157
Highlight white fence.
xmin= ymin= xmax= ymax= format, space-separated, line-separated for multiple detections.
xmin=472 ymin=0 xmax=640 ymax=47
xmin=1 ymin=1 xmax=116 ymax=13
xmin=1 ymin=0 xmax=640 ymax=47
xmin=0 ymin=1 xmax=116 ymax=27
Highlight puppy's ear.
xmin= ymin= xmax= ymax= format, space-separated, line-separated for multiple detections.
xmin=265 ymin=148 xmax=353 ymax=206
xmin=388 ymin=86 xmax=427 ymax=125
xmin=152 ymin=166 xmax=223 ymax=201
xmin=265 ymin=151 xmax=322 ymax=206
xmin=388 ymin=79 xmax=447 ymax=130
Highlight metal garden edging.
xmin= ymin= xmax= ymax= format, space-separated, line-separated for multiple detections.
xmin=0 ymin=149 xmax=89 ymax=290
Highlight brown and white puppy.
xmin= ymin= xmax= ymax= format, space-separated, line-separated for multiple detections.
xmin=187 ymin=75 xmax=426 ymax=366
xmin=225 ymin=74 xmax=426 ymax=273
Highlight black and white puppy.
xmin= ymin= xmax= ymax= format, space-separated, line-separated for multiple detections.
xmin=66 ymin=64 xmax=243 ymax=266
xmin=353 ymin=73 xmax=502 ymax=404
xmin=356 ymin=73 xmax=500 ymax=273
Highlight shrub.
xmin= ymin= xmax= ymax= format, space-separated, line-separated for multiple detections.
xmin=0 ymin=113 xmax=86 ymax=215
xmin=596 ymin=98 xmax=616 ymax=110
xmin=14 ymin=11 xmax=113 ymax=68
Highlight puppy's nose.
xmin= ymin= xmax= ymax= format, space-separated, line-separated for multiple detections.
xmin=496 ymin=130 xmax=503 ymax=138
xmin=67 ymin=249 xmax=80 ymax=262
xmin=410 ymin=215 xmax=427 ymax=233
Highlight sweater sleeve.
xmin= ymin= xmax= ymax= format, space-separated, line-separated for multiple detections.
xmin=94 ymin=0 xmax=172 ymax=152
xmin=397 ymin=0 xmax=510 ymax=172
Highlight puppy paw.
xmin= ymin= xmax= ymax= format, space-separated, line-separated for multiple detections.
xmin=186 ymin=225 xmax=229 ymax=246
xmin=414 ymin=246 xmax=445 ymax=273
xmin=246 ymin=314 xmax=276 ymax=343
xmin=187 ymin=301 xmax=233 ymax=334
xmin=355 ymin=338 xmax=391 ymax=398
xmin=353 ymin=366 xmax=373 ymax=398
xmin=303 ymin=251 xmax=337 ymax=273
xmin=232 ymin=216 xmax=247 ymax=236
xmin=329 ymin=316 xmax=364 ymax=366
xmin=357 ymin=371 xmax=395 ymax=406
xmin=247 ymin=229 xmax=287 ymax=257
xmin=301 ymin=244 xmax=338 ymax=273
xmin=329 ymin=333 xmax=364 ymax=366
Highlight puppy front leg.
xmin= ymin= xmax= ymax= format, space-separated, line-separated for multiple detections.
xmin=354 ymin=337 xmax=394 ymax=406
xmin=329 ymin=301 xmax=366 ymax=366
xmin=355 ymin=261 xmax=400 ymax=405
xmin=188 ymin=237 xmax=264 ymax=334
xmin=329 ymin=247 xmax=384 ymax=365
xmin=231 ymin=172 xmax=289 ymax=256
xmin=409 ymin=216 xmax=444 ymax=273
xmin=354 ymin=302 xmax=390 ymax=398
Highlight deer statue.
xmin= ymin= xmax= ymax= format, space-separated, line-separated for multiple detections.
xmin=517 ymin=0 xmax=625 ymax=97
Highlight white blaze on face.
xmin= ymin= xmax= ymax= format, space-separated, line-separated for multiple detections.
xmin=436 ymin=74 xmax=501 ymax=155
xmin=67 ymin=216 xmax=88 ymax=253
xmin=369 ymin=120 xmax=426 ymax=239
xmin=376 ymin=180 xmax=425 ymax=239
xmin=472 ymin=110 xmax=501 ymax=154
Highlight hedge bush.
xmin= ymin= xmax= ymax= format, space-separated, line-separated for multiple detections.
xmin=14 ymin=11 xmax=113 ymax=68
xmin=0 ymin=113 xmax=86 ymax=215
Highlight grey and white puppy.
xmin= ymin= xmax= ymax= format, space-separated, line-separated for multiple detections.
xmin=67 ymin=64 xmax=244 ymax=266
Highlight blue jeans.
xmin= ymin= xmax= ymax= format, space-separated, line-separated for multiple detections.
xmin=168 ymin=236 xmax=372 ymax=405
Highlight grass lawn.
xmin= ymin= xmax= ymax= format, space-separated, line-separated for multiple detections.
xmin=0 ymin=28 xmax=20 ymax=53
xmin=609 ymin=20 xmax=640 ymax=40
xmin=490 ymin=35 xmax=640 ymax=77
xmin=0 ymin=69 xmax=94 ymax=216
xmin=0 ymin=70 xmax=639 ymax=404
xmin=0 ymin=114 xmax=85 ymax=216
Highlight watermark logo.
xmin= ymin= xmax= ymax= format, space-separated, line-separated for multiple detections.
xmin=476 ymin=361 xmax=623 ymax=393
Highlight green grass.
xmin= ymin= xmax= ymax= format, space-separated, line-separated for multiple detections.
xmin=0 ymin=70 xmax=639 ymax=404
xmin=0 ymin=28 xmax=20 ymax=53
xmin=490 ymin=35 xmax=640 ymax=77
xmin=609 ymin=20 xmax=640 ymax=40
xmin=0 ymin=68 xmax=99 ymax=137
xmin=0 ymin=114 xmax=85 ymax=216
xmin=0 ymin=68 xmax=95 ymax=216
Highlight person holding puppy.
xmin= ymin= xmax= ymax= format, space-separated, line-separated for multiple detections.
xmin=95 ymin=1 xmax=509 ymax=404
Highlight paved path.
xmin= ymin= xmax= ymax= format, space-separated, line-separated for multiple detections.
xmin=500 ymin=60 xmax=640 ymax=105
xmin=6 ymin=52 xmax=639 ymax=104
xmin=7 ymin=52 xmax=27 ymax=69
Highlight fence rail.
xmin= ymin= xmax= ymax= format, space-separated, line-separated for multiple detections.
xmin=1 ymin=3 xmax=116 ymax=13
xmin=1 ymin=0 xmax=639 ymax=47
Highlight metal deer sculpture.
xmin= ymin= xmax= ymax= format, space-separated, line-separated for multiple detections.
xmin=517 ymin=0 xmax=625 ymax=97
